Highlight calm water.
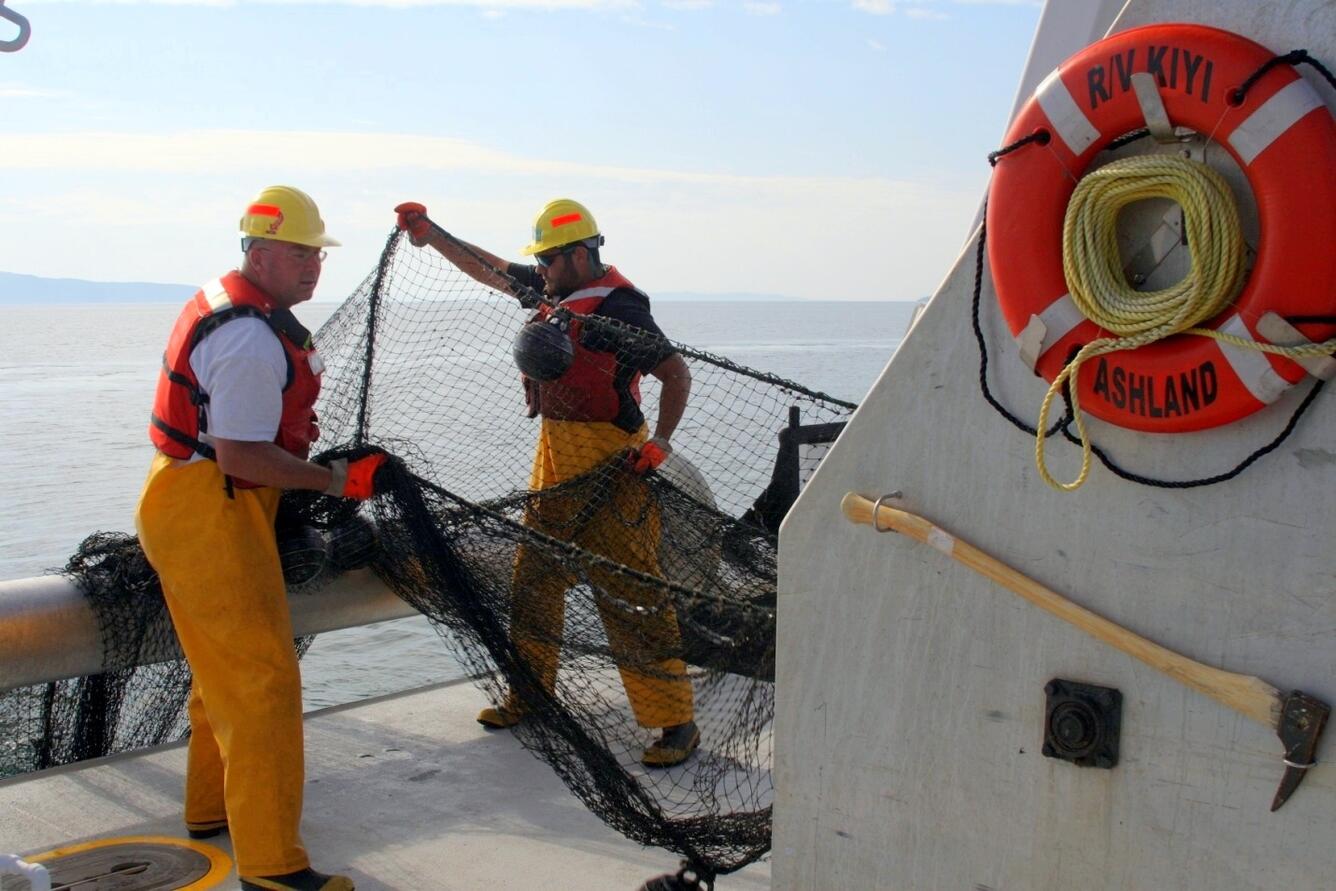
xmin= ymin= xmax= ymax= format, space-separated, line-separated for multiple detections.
xmin=0 ymin=299 xmax=911 ymax=708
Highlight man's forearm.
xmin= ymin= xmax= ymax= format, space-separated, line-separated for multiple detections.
xmin=424 ymin=231 xmax=513 ymax=293
xmin=651 ymin=355 xmax=692 ymax=443
xmin=213 ymin=439 xmax=333 ymax=492
xmin=654 ymin=395 xmax=687 ymax=443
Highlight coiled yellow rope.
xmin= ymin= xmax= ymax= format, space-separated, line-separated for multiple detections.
xmin=1037 ymin=154 xmax=1336 ymax=491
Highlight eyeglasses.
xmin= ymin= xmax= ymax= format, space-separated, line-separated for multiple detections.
xmin=250 ymin=240 xmax=327 ymax=264
xmin=534 ymin=244 xmax=580 ymax=268
xmin=281 ymin=247 xmax=327 ymax=264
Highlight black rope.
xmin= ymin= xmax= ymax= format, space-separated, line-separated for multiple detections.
xmin=426 ymin=221 xmax=549 ymax=310
xmin=1230 ymin=49 xmax=1336 ymax=105
xmin=970 ymin=208 xmax=1070 ymax=439
xmin=354 ymin=228 xmax=399 ymax=445
xmin=580 ymin=312 xmax=859 ymax=411
xmin=987 ymin=129 xmax=1049 ymax=167
xmin=990 ymin=48 xmax=1335 ymax=167
xmin=1057 ymin=374 xmax=1328 ymax=489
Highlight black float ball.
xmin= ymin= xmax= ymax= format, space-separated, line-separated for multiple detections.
xmin=513 ymin=318 xmax=574 ymax=381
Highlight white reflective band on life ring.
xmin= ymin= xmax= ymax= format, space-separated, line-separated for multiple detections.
xmin=1228 ymin=78 xmax=1326 ymax=165
xmin=1016 ymin=293 xmax=1084 ymax=371
xmin=1216 ymin=314 xmax=1291 ymax=404
xmin=1035 ymin=68 xmax=1101 ymax=156
xmin=1256 ymin=312 xmax=1336 ymax=381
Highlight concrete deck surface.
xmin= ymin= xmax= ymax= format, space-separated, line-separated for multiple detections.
xmin=0 ymin=679 xmax=771 ymax=890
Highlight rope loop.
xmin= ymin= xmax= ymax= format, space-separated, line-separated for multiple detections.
xmin=1037 ymin=154 xmax=1245 ymax=490
xmin=1065 ymin=155 xmax=1246 ymax=338
xmin=1035 ymin=154 xmax=1336 ymax=490
xmin=988 ymin=129 xmax=1050 ymax=167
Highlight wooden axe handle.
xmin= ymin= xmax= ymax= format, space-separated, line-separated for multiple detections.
xmin=842 ymin=492 xmax=1281 ymax=728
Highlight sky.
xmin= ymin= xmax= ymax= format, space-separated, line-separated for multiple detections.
xmin=1 ymin=0 xmax=1042 ymax=301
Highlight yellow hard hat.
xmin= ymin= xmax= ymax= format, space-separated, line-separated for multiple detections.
xmin=239 ymin=185 xmax=340 ymax=248
xmin=520 ymin=198 xmax=601 ymax=256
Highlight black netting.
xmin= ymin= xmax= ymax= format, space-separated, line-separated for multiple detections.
xmin=1 ymin=534 xmax=189 ymax=775
xmin=0 ymin=531 xmax=318 ymax=779
xmin=0 ymin=230 xmax=855 ymax=878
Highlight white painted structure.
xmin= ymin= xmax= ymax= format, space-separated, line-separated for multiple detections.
xmin=773 ymin=2 xmax=1336 ymax=889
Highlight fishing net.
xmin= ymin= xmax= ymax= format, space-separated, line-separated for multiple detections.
xmin=0 ymin=229 xmax=855 ymax=880
xmin=0 ymin=534 xmax=191 ymax=774
xmin=0 ymin=530 xmax=321 ymax=780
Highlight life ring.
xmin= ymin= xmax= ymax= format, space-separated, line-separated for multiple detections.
xmin=987 ymin=22 xmax=1336 ymax=433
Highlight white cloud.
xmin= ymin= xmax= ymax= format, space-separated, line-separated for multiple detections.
xmin=742 ymin=0 xmax=779 ymax=13
xmin=0 ymin=83 xmax=66 ymax=98
xmin=661 ymin=0 xmax=710 ymax=8
xmin=904 ymin=5 xmax=946 ymax=18
xmin=851 ymin=0 xmax=890 ymax=14
xmin=622 ymin=13 xmax=677 ymax=28
xmin=866 ymin=38 xmax=885 ymax=51
xmin=3 ymin=129 xmax=919 ymax=200
xmin=0 ymin=128 xmax=982 ymax=300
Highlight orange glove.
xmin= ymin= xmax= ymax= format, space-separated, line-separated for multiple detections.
xmin=394 ymin=202 xmax=432 ymax=245
xmin=628 ymin=438 xmax=671 ymax=476
xmin=324 ymin=453 xmax=388 ymax=500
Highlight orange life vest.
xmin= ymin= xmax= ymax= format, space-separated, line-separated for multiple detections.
xmin=149 ymin=271 xmax=323 ymax=487
xmin=532 ymin=267 xmax=650 ymax=432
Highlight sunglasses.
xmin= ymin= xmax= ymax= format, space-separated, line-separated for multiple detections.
xmin=534 ymin=244 xmax=581 ymax=268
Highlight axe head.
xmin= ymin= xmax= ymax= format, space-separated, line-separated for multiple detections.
xmin=1271 ymin=690 xmax=1330 ymax=812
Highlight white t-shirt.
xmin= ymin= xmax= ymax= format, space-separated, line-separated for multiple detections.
xmin=188 ymin=317 xmax=287 ymax=456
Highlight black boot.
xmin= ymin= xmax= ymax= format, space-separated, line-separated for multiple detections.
xmin=239 ymin=867 xmax=354 ymax=890
xmin=185 ymin=818 xmax=227 ymax=840
xmin=641 ymin=720 xmax=701 ymax=768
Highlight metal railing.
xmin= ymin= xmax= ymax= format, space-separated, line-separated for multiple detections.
xmin=0 ymin=570 xmax=418 ymax=693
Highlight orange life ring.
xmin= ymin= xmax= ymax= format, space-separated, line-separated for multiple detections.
xmin=987 ymin=23 xmax=1336 ymax=433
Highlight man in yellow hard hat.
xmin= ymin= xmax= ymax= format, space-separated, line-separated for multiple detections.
xmin=137 ymin=186 xmax=384 ymax=891
xmin=393 ymin=198 xmax=700 ymax=768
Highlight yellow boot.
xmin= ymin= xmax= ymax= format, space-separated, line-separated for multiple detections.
xmin=476 ymin=695 xmax=523 ymax=729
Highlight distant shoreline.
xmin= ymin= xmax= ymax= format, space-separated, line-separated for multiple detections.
xmin=0 ymin=271 xmax=194 ymax=305
xmin=0 ymin=271 xmax=916 ymax=305
xmin=1 ymin=296 xmax=919 ymax=306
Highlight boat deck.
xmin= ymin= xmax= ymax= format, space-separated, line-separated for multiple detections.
xmin=0 ymin=678 xmax=771 ymax=890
